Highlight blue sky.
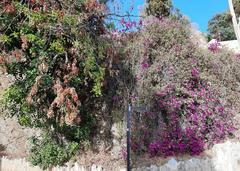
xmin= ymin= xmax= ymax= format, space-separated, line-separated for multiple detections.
xmin=110 ymin=0 xmax=229 ymax=33
xmin=173 ymin=0 xmax=229 ymax=32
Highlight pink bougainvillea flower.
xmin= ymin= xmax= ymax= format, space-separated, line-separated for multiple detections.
xmin=125 ymin=20 xmax=132 ymax=29
xmin=139 ymin=19 xmax=143 ymax=26
xmin=135 ymin=74 xmax=141 ymax=81
xmin=166 ymin=67 xmax=174 ymax=76
xmin=141 ymin=61 xmax=149 ymax=70
xmin=235 ymin=53 xmax=240 ymax=60
xmin=156 ymin=65 xmax=161 ymax=72
xmin=120 ymin=18 xmax=126 ymax=25
xmin=208 ymin=39 xmax=221 ymax=52
xmin=191 ymin=67 xmax=199 ymax=77
xmin=155 ymin=91 xmax=166 ymax=97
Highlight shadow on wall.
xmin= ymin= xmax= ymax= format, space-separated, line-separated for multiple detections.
xmin=0 ymin=144 xmax=6 ymax=160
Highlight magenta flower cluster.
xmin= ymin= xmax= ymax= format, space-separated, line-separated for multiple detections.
xmin=132 ymin=71 xmax=236 ymax=157
xmin=141 ymin=60 xmax=150 ymax=70
xmin=147 ymin=77 xmax=235 ymax=157
xmin=191 ymin=67 xmax=199 ymax=77
xmin=208 ymin=39 xmax=221 ymax=52
xmin=119 ymin=17 xmax=142 ymax=31
xmin=235 ymin=53 xmax=240 ymax=60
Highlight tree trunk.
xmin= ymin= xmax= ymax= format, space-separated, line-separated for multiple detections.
xmin=228 ymin=0 xmax=240 ymax=48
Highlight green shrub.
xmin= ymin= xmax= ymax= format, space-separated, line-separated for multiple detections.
xmin=124 ymin=16 xmax=239 ymax=156
xmin=207 ymin=12 xmax=236 ymax=41
xmin=146 ymin=0 xmax=173 ymax=18
xmin=28 ymin=133 xmax=79 ymax=169
xmin=126 ymin=16 xmax=240 ymax=113
xmin=0 ymin=0 xmax=115 ymax=167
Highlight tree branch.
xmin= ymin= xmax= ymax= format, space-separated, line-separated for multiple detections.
xmin=103 ymin=13 xmax=144 ymax=18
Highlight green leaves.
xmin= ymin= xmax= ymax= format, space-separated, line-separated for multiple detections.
xmin=1 ymin=84 xmax=27 ymax=118
xmin=0 ymin=34 xmax=11 ymax=44
xmin=208 ymin=12 xmax=236 ymax=41
xmin=146 ymin=0 xmax=173 ymax=18
xmin=63 ymin=15 xmax=78 ymax=26
xmin=30 ymin=11 xmax=45 ymax=23
xmin=91 ymin=67 xmax=105 ymax=97
xmin=29 ymin=134 xmax=80 ymax=169
xmin=50 ymin=40 xmax=65 ymax=54
xmin=3 ymin=84 xmax=25 ymax=105
xmin=1 ymin=0 xmax=111 ymax=168
xmin=25 ymin=34 xmax=37 ymax=42
xmin=18 ymin=109 xmax=32 ymax=127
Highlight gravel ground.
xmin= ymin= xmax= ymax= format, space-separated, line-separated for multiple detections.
xmin=0 ymin=116 xmax=38 ymax=158
xmin=0 ymin=73 xmax=38 ymax=158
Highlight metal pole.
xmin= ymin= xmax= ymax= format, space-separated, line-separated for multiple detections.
xmin=127 ymin=104 xmax=132 ymax=171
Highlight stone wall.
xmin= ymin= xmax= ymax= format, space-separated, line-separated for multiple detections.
xmin=220 ymin=40 xmax=240 ymax=53
xmin=1 ymin=141 xmax=240 ymax=171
